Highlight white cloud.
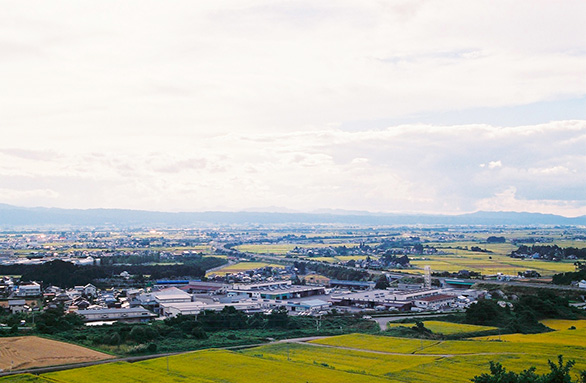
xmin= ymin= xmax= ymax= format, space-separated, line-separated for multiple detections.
xmin=488 ymin=161 xmax=502 ymax=169
xmin=1 ymin=2 xmax=586 ymax=216
xmin=476 ymin=187 xmax=586 ymax=218
xmin=0 ymin=120 xmax=585 ymax=215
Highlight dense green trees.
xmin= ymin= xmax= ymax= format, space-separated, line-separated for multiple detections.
xmin=511 ymin=245 xmax=586 ymax=260
xmin=552 ymin=269 xmax=586 ymax=285
xmin=465 ymin=291 xmax=578 ymax=333
xmin=0 ymin=257 xmax=226 ymax=288
xmin=472 ymin=356 xmax=586 ymax=383
xmin=34 ymin=308 xmax=84 ymax=334
xmin=297 ymin=261 xmax=369 ymax=281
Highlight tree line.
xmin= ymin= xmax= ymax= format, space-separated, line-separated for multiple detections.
xmin=0 ymin=258 xmax=226 ymax=288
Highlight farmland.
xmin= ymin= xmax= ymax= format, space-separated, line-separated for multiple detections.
xmin=4 ymin=320 xmax=586 ymax=382
xmin=233 ymin=232 xmax=581 ymax=276
xmin=0 ymin=336 xmax=111 ymax=371
xmin=205 ymin=262 xmax=284 ymax=276
xmin=387 ymin=321 xmax=498 ymax=335
xmin=473 ymin=320 xmax=586 ymax=347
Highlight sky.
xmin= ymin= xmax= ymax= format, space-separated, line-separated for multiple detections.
xmin=1 ymin=1 xmax=586 ymax=216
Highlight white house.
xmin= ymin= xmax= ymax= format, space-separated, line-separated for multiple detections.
xmin=16 ymin=282 xmax=41 ymax=297
xmin=83 ymin=284 xmax=97 ymax=297
xmin=414 ymin=294 xmax=456 ymax=310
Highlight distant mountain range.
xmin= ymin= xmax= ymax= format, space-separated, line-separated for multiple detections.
xmin=0 ymin=203 xmax=585 ymax=228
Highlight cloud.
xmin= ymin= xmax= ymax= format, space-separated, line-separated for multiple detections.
xmin=1 ymin=2 xmax=586 ymax=216
xmin=476 ymin=186 xmax=586 ymax=218
xmin=2 ymin=1 xmax=586 ymax=143
xmin=0 ymin=188 xmax=60 ymax=206
xmin=0 ymin=120 xmax=584 ymax=215
xmin=488 ymin=161 xmax=502 ymax=169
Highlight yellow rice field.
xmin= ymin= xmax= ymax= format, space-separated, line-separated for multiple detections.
xmin=474 ymin=326 xmax=586 ymax=347
xmin=387 ymin=321 xmax=497 ymax=335
xmin=28 ymin=350 xmax=391 ymax=383
xmin=540 ymin=319 xmax=586 ymax=331
xmin=4 ymin=322 xmax=586 ymax=383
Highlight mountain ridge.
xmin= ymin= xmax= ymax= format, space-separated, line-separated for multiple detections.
xmin=0 ymin=204 xmax=585 ymax=228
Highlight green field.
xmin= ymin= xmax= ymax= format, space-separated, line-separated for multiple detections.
xmin=408 ymin=253 xmax=576 ymax=276
xmin=4 ymin=321 xmax=586 ymax=383
xmin=235 ymin=236 xmax=580 ymax=276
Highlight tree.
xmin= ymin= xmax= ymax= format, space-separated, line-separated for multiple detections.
xmin=472 ymin=356 xmax=583 ymax=383
xmin=375 ymin=275 xmax=390 ymax=289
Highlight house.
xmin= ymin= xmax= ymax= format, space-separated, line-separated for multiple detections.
xmin=83 ymin=284 xmax=97 ymax=297
xmin=16 ymin=282 xmax=41 ymax=297
xmin=8 ymin=299 xmax=27 ymax=314
xmin=414 ymin=294 xmax=456 ymax=310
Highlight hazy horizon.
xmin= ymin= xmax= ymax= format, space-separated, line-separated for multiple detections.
xmin=2 ymin=1 xmax=586 ymax=217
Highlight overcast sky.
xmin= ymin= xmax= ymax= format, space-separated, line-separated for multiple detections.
xmin=2 ymin=1 xmax=586 ymax=216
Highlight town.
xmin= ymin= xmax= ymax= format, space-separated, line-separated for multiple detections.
xmin=2 ymin=226 xmax=585 ymax=330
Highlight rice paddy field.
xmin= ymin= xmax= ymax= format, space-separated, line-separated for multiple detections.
xmin=387 ymin=321 xmax=498 ymax=335
xmin=234 ymin=234 xmax=580 ymax=276
xmin=205 ymin=261 xmax=284 ymax=276
xmin=236 ymin=243 xmax=368 ymax=255
xmin=473 ymin=320 xmax=586 ymax=347
xmin=408 ymin=255 xmax=576 ymax=276
xmin=3 ymin=319 xmax=586 ymax=383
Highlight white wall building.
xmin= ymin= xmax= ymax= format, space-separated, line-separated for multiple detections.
xmin=16 ymin=282 xmax=41 ymax=297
